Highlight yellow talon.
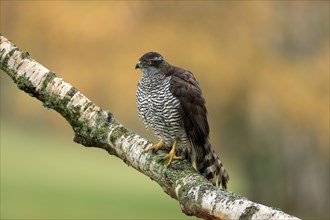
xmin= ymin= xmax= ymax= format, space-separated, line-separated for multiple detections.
xmin=163 ymin=140 xmax=182 ymax=165
xmin=145 ymin=139 xmax=166 ymax=152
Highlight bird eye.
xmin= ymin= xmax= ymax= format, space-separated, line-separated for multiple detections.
xmin=147 ymin=60 xmax=153 ymax=65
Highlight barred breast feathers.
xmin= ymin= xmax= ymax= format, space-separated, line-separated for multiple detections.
xmin=136 ymin=73 xmax=182 ymax=144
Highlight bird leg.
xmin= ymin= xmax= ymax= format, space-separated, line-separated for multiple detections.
xmin=145 ymin=139 xmax=166 ymax=152
xmin=163 ymin=140 xmax=182 ymax=165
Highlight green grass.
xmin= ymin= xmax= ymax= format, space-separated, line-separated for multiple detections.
xmin=0 ymin=122 xmax=196 ymax=219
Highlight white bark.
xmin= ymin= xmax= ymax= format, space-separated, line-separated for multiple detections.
xmin=0 ymin=34 xmax=300 ymax=220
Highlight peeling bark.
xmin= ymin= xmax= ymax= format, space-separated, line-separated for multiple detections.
xmin=0 ymin=35 xmax=300 ymax=220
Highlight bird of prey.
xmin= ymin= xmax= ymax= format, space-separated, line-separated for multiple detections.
xmin=135 ymin=52 xmax=229 ymax=189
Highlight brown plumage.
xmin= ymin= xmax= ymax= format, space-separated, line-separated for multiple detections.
xmin=168 ymin=69 xmax=209 ymax=148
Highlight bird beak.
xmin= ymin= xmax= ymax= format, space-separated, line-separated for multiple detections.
xmin=135 ymin=61 xmax=141 ymax=70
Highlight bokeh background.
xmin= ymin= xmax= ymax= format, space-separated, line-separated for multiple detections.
xmin=1 ymin=1 xmax=329 ymax=219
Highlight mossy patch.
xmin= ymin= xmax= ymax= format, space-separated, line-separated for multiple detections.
xmin=16 ymin=75 xmax=40 ymax=98
xmin=239 ymin=205 xmax=259 ymax=220
xmin=110 ymin=125 xmax=130 ymax=145
xmin=0 ymin=47 xmax=19 ymax=78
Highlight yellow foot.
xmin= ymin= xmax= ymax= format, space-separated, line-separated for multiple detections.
xmin=163 ymin=141 xmax=182 ymax=165
xmin=145 ymin=139 xmax=166 ymax=152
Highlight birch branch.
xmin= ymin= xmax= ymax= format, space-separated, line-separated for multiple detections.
xmin=0 ymin=34 xmax=300 ymax=220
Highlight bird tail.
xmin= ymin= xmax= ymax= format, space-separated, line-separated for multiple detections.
xmin=197 ymin=141 xmax=229 ymax=189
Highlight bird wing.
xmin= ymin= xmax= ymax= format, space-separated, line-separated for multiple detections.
xmin=169 ymin=68 xmax=209 ymax=148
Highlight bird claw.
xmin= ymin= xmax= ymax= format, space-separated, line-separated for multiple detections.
xmin=163 ymin=152 xmax=182 ymax=166
xmin=145 ymin=139 xmax=182 ymax=166
xmin=163 ymin=140 xmax=181 ymax=166
xmin=145 ymin=139 xmax=166 ymax=152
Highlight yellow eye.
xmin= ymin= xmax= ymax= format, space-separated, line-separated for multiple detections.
xmin=147 ymin=60 xmax=153 ymax=65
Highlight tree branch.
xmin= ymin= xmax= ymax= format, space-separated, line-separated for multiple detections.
xmin=0 ymin=34 xmax=300 ymax=220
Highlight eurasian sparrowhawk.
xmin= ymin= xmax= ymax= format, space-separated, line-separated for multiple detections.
xmin=135 ymin=52 xmax=229 ymax=189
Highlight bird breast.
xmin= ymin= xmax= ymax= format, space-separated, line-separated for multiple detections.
xmin=136 ymin=76 xmax=183 ymax=144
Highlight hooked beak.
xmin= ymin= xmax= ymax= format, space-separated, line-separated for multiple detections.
xmin=135 ymin=61 xmax=141 ymax=70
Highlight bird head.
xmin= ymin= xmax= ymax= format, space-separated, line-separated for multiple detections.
xmin=135 ymin=52 xmax=165 ymax=76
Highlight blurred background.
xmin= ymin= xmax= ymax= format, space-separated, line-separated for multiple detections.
xmin=1 ymin=1 xmax=329 ymax=219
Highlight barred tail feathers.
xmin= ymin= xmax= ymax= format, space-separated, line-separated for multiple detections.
xmin=197 ymin=142 xmax=229 ymax=189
